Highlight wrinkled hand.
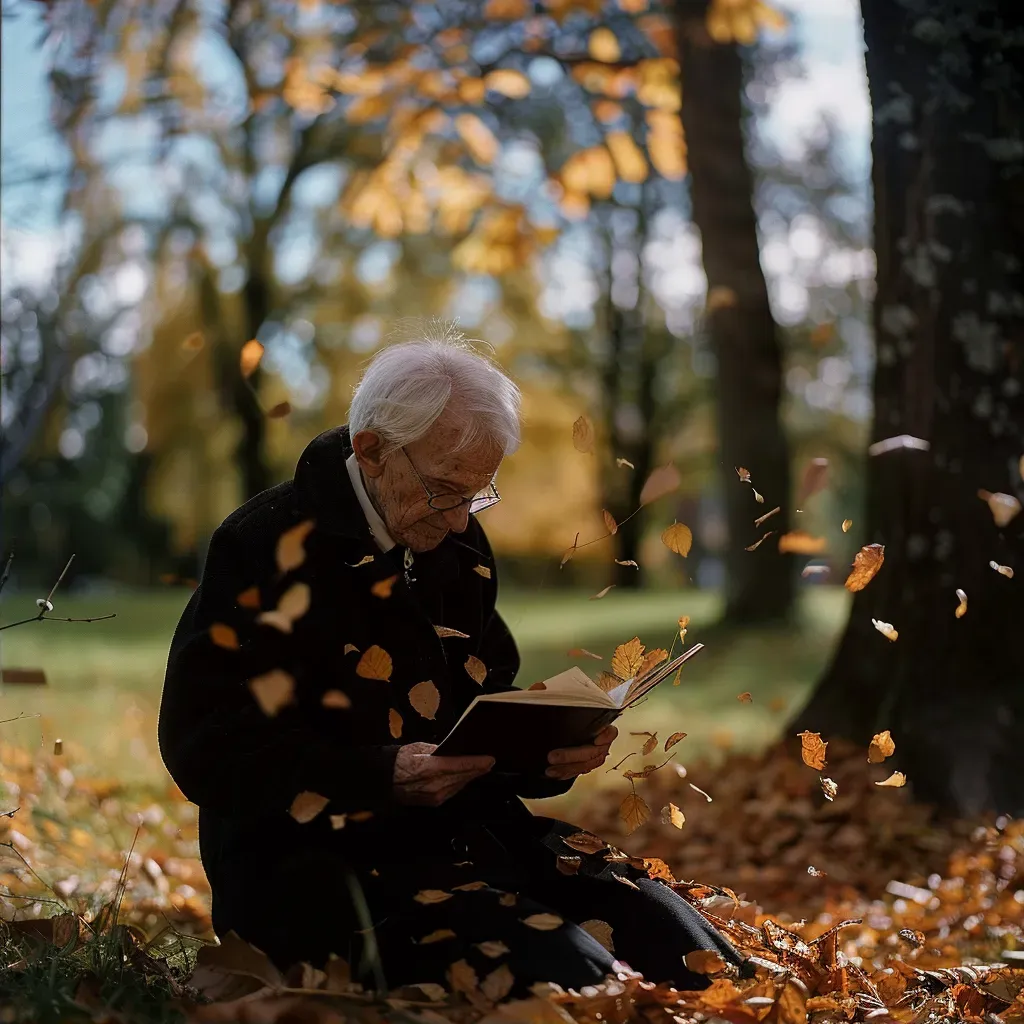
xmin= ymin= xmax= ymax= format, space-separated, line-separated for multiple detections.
xmin=545 ymin=725 xmax=618 ymax=781
xmin=393 ymin=742 xmax=495 ymax=807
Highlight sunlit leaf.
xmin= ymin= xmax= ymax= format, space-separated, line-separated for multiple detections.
xmin=619 ymin=792 xmax=650 ymax=834
xmin=590 ymin=585 xmax=615 ymax=600
xmin=797 ymin=730 xmax=827 ymax=770
xmin=820 ymin=776 xmax=837 ymax=801
xmin=778 ymin=531 xmax=828 ymax=555
xmin=210 ymin=623 xmax=239 ymax=649
xmin=616 ymin=457 xmax=635 ymax=469
xmin=356 ymin=645 xmax=393 ymax=681
xmin=868 ymin=730 xmax=895 ymax=763
xmin=990 ymin=560 xmax=1015 ymax=579
xmin=876 ymin=771 xmax=907 ymax=788
xmin=955 ymin=588 xmax=968 ymax=618
xmin=588 ymin=26 xmax=621 ymax=61
xmin=661 ymin=521 xmax=693 ymax=557
xmin=977 ymin=490 xmax=1022 ymax=527
xmin=289 ymin=791 xmax=329 ymax=824
xmin=248 ymin=670 xmax=295 ymax=717
xmin=639 ymin=463 xmax=681 ymax=504
xmin=637 ymin=649 xmax=668 ymax=678
xmin=845 ymin=543 xmax=885 ymax=592
xmin=473 ymin=565 xmax=492 ymax=579
xmin=872 ymin=618 xmax=899 ymax=642
xmin=668 ymin=802 xmax=685 ymax=828
xmin=349 ymin=555 xmax=374 ymax=567
xmin=388 ymin=708 xmax=403 ymax=739
xmin=256 ymin=582 xmax=311 ymax=634
xmin=665 ymin=732 xmax=687 ymax=751
xmin=409 ymin=680 xmax=440 ymax=720
xmin=602 ymin=509 xmax=618 ymax=535
xmin=523 ymin=912 xmax=564 ymax=931
xmin=435 ymin=625 xmax=471 ymax=638
xmin=370 ymin=575 xmax=398 ymax=599
xmin=482 ymin=0 xmax=529 ymax=16
xmin=572 ymin=415 xmax=595 ymax=453
xmin=322 ymin=690 xmax=352 ymax=709
xmin=465 ymin=655 xmax=487 ymax=684
xmin=612 ymin=637 xmax=645 ymax=679
xmin=685 ymin=949 xmax=726 ymax=975
xmin=842 ymin=518 xmax=853 ymax=533
xmin=343 ymin=643 xmax=359 ymax=655
xmin=737 ymin=691 xmax=753 ymax=703
xmin=240 ymin=339 xmax=264 ymax=378
xmin=448 ymin=958 xmax=478 ymax=995
xmin=276 ymin=520 xmax=316 ymax=574
xmin=484 ymin=68 xmax=531 ymax=98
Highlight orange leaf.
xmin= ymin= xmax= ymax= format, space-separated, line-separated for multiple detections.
xmin=668 ymin=802 xmax=685 ymax=828
xmin=619 ymin=792 xmax=650 ymax=834
xmin=370 ymin=575 xmax=398 ymax=599
xmin=588 ymin=26 xmax=621 ymax=61
xmin=977 ymin=489 xmax=1022 ymax=528
xmin=480 ymin=964 xmax=515 ymax=1003
xmin=237 ymin=586 xmax=261 ymax=609
xmin=875 ymin=771 xmax=907 ymax=788
xmin=210 ymin=624 xmax=239 ymax=650
xmin=322 ymin=690 xmax=352 ymax=709
xmin=735 ymin=466 xmax=751 ymax=482
xmin=867 ymin=730 xmax=895 ymax=763
xmin=639 ymin=464 xmax=681 ymax=504
xmin=640 ymin=733 xmax=658 ymax=756
xmin=522 ymin=912 xmax=564 ymax=931
xmin=572 ymin=415 xmax=595 ymax=453
xmin=737 ymin=691 xmax=753 ymax=703
xmin=455 ymin=113 xmax=498 ymax=165
xmin=419 ymin=928 xmax=457 ymax=945
xmin=472 ymin=565 xmax=492 ymax=579
xmin=484 ymin=68 xmax=531 ymax=98
xmin=356 ymin=645 xmax=393 ymax=681
xmin=602 ymin=509 xmax=618 ymax=535
xmin=388 ymin=708 xmax=403 ymax=739
xmin=845 ymin=543 xmax=885 ymax=592
xmin=797 ymin=730 xmax=827 ymax=770
xmin=955 ymin=588 xmax=968 ymax=618
xmin=664 ymin=731 xmax=686 ymax=751
xmin=661 ymin=521 xmax=693 ymax=556
xmin=240 ymin=339 xmax=264 ymax=378
xmin=611 ymin=637 xmax=645 ymax=679
xmin=685 ymin=949 xmax=726 ymax=975
xmin=778 ymin=531 xmax=828 ymax=555
xmin=289 ymin=791 xmax=329 ymax=824
xmin=248 ymin=670 xmax=295 ymax=717
xmin=276 ymin=520 xmax=315 ymax=574
xmin=464 ymin=655 xmax=487 ymax=685
xmin=435 ymin=625 xmax=471 ymax=638
xmin=409 ymin=680 xmax=440 ymax=720
xmin=638 ymin=648 xmax=668 ymax=677
xmin=414 ymin=889 xmax=453 ymax=905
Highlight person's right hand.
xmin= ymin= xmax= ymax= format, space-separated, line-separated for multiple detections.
xmin=393 ymin=742 xmax=495 ymax=807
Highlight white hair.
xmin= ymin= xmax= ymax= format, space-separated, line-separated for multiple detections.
xmin=348 ymin=323 xmax=521 ymax=457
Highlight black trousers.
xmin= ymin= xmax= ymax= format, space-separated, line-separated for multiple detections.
xmin=232 ymin=816 xmax=744 ymax=996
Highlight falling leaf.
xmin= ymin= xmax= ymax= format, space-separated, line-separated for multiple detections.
xmin=614 ymin=559 xmax=639 ymax=568
xmin=638 ymin=648 xmax=668 ymax=677
xmin=807 ymin=865 xmax=826 ymax=878
xmin=572 ymin=415 xmax=595 ymax=453
xmin=453 ymin=880 xmax=489 ymax=892
xmin=210 ymin=624 xmax=239 ymax=649
xmin=990 ymin=560 xmax=1014 ymax=579
xmin=798 ymin=731 xmax=827 ymax=770
xmin=754 ymin=506 xmax=781 ymax=528
xmin=662 ymin=521 xmax=693 ymax=557
xmin=868 ymin=730 xmax=896 ymax=763
xmin=685 ymin=950 xmax=727 ymax=975
xmin=872 ymin=618 xmax=899 ymax=641
xmin=256 ymin=582 xmax=311 ymax=634
xmin=289 ymin=791 xmax=329 ymax=824
xmin=620 ymin=793 xmax=651 ymax=834
xmin=523 ymin=913 xmax=564 ymax=931
xmin=580 ymin=920 xmax=614 ymax=952
xmin=435 ymin=625 xmax=471 ymax=639
xmin=322 ymin=690 xmax=351 ymax=709
xmin=240 ymin=339 xmax=264 ymax=378
xmin=560 ymin=532 xmax=579 ymax=568
xmin=481 ymin=964 xmax=515 ymax=1002
xmin=845 ymin=543 xmax=885 ymax=592
xmin=370 ymin=575 xmax=398 ymax=599
xmin=820 ymin=777 xmax=838 ymax=801
xmin=476 ymin=940 xmax=510 ymax=958
xmin=248 ymin=670 xmax=296 ymax=717
xmin=602 ymin=509 xmax=618 ymax=535
xmin=689 ymin=783 xmax=713 ymax=802
xmin=556 ymin=855 xmax=582 ymax=875
xmin=356 ymin=645 xmax=393 ymax=681
xmin=801 ymin=564 xmax=830 ymax=579
xmin=665 ymin=732 xmax=687 ymax=751
xmin=483 ymin=68 xmax=531 ymax=98
xmin=277 ymin=522 xmax=317 ymax=574
xmin=409 ymin=680 xmax=440 ymax=720
xmin=736 ymin=466 xmax=751 ymax=483
xmin=842 ymin=518 xmax=853 ymax=533
xmin=568 ymin=648 xmax=602 ymax=660
xmin=237 ymin=586 xmax=261 ymax=609
xmin=745 ymin=532 xmax=774 ymax=551
xmin=588 ymin=25 xmax=621 ymax=61
xmin=616 ymin=457 xmax=634 ymax=469
xmin=182 ymin=331 xmax=204 ymax=351
xmin=498 ymin=892 xmax=516 ymax=906
xmin=778 ymin=531 xmax=828 ymax=555
xmin=349 ymin=555 xmax=374 ymax=567
xmin=977 ymin=490 xmax=1022 ymax=528
xmin=868 ymin=434 xmax=931 ymax=456
xmin=343 ymin=643 xmax=359 ymax=654
xmin=266 ymin=401 xmax=291 ymax=419
xmin=876 ymin=771 xmax=907 ymax=788
xmin=612 ymin=637 xmax=645 ymax=680
xmin=563 ymin=831 xmax=607 ymax=855
xmin=737 ymin=692 xmax=753 ymax=703
xmin=753 ymin=489 xmax=765 ymax=503
xmin=639 ymin=464 xmax=681 ymax=505
xmin=590 ymin=585 xmax=616 ymax=600
xmin=706 ymin=286 xmax=738 ymax=312
xmin=796 ymin=457 xmax=830 ymax=505
xmin=472 ymin=565 xmax=492 ymax=579
xmin=955 ymin=588 xmax=968 ymax=618
xmin=388 ymin=708 xmax=403 ymax=739
xmin=419 ymin=929 xmax=456 ymax=945
xmin=637 ymin=732 xmax=658 ymax=756
xmin=465 ymin=655 xmax=488 ymax=684
xmin=668 ymin=802 xmax=685 ymax=829
xmin=414 ymin=889 xmax=453 ymax=905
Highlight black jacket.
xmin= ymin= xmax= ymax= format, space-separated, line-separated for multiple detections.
xmin=158 ymin=426 xmax=572 ymax=947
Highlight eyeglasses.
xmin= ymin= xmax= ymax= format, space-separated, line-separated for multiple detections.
xmin=400 ymin=447 xmax=501 ymax=515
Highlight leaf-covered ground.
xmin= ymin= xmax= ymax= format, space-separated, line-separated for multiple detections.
xmin=3 ymin=740 xmax=1022 ymax=1023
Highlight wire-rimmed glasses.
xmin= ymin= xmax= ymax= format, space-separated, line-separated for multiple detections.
xmin=401 ymin=447 xmax=501 ymax=515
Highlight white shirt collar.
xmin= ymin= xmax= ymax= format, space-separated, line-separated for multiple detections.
xmin=345 ymin=453 xmax=397 ymax=553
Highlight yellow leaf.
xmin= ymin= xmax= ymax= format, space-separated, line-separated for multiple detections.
xmin=256 ymin=582 xmax=311 ymax=634
xmin=414 ymin=889 xmax=453 ymax=905
xmin=612 ymin=637 xmax=645 ymax=679
xmin=472 ymin=565 xmax=492 ymax=579
xmin=605 ymin=131 xmax=648 ymax=183
xmin=481 ymin=964 xmax=515 ymax=1003
xmin=778 ymin=531 xmax=828 ymax=555
xmin=356 ymin=645 xmax=393 ymax=681
xmin=210 ymin=623 xmax=239 ymax=649
xmin=955 ymin=588 xmax=968 ymax=618
xmin=240 ymin=339 xmax=264 ymax=378
xmin=589 ymin=26 xmax=621 ymax=62
xmin=616 ymin=457 xmax=634 ymax=469
xmin=797 ymin=730 xmax=827 ymax=770
xmin=322 ymin=690 xmax=352 ymax=709
xmin=990 ymin=560 xmax=1015 ymax=578
xmin=248 ymin=670 xmax=295 ymax=717
xmin=370 ymin=575 xmax=398 ymax=599
xmin=602 ymin=509 xmax=618 ymax=535
xmin=845 ymin=543 xmax=885 ymax=592
xmin=464 ymin=655 xmax=488 ymax=684
xmin=289 ymin=791 xmax=329 ymax=824
xmin=639 ymin=464 xmax=680 ymax=504
xmin=638 ymin=648 xmax=668 ymax=677
xmin=590 ymin=585 xmax=615 ymax=600
xmin=876 ymin=771 xmax=907 ymax=788
xmin=661 ymin=521 xmax=693 ymax=557
xmin=409 ymin=680 xmax=440 ymax=720
xmin=457 ymin=77 xmax=487 ymax=104
xmin=455 ymin=113 xmax=498 ymax=165
xmin=266 ymin=401 xmax=291 ymax=419
xmin=419 ymin=928 xmax=456 ymax=944
xmin=435 ymin=625 xmax=471 ymax=638
xmin=579 ymin=919 xmax=614 ymax=952
xmin=572 ymin=414 xmax=595 ymax=453
xmin=668 ymin=802 xmax=685 ymax=828
xmin=665 ymin=731 xmax=686 ymax=751
xmin=872 ymin=618 xmax=899 ymax=642
xmin=448 ymin=958 xmax=478 ymax=995
xmin=237 ymin=586 xmax=261 ymax=609
xmin=977 ymin=489 xmax=1022 ymax=528
xmin=276 ymin=520 xmax=315 ymax=574
xmin=484 ymin=68 xmax=531 ymax=98
xmin=522 ymin=913 xmax=564 ymax=931
xmin=868 ymin=730 xmax=895 ymax=763
xmin=620 ymin=792 xmax=650 ymax=834
xmin=343 ymin=643 xmax=359 ymax=654
xmin=389 ymin=708 xmax=403 ymax=739
xmin=686 ymin=949 xmax=727 ymax=975
xmin=842 ymin=518 xmax=853 ymax=532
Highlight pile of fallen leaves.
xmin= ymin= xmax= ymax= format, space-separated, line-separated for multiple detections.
xmin=3 ymin=742 xmax=1023 ymax=1023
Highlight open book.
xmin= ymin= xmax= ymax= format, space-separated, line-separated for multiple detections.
xmin=434 ymin=643 xmax=705 ymax=774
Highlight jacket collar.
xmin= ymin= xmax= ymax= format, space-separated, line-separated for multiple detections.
xmin=294 ymin=425 xmax=377 ymax=541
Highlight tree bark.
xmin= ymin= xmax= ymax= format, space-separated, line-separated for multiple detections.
xmin=676 ymin=4 xmax=793 ymax=624
xmin=792 ymin=0 xmax=1024 ymax=817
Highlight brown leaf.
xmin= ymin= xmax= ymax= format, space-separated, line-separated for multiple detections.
xmin=556 ymin=855 xmax=581 ymax=875
xmin=562 ymin=831 xmax=607 ymax=855
xmin=522 ymin=913 xmax=563 ymax=931
xmin=453 ymin=880 xmax=489 ymax=892
xmin=619 ymin=792 xmax=650 ymax=834
xmin=256 ymin=582 xmax=311 ymax=634
xmin=668 ymin=802 xmax=685 ymax=828
xmin=661 ymin=521 xmax=693 ymax=557
xmin=639 ymin=464 xmax=681 ymax=505
xmin=414 ymin=889 xmax=453 ymax=905
xmin=289 ymin=791 xmax=329 ymax=824
xmin=665 ymin=732 xmax=687 ymax=751
xmin=329 ymin=814 xmax=347 ymax=829
xmin=322 ymin=690 xmax=351 ymax=709
xmin=579 ymin=920 xmax=614 ymax=952
xmin=796 ymin=457 xmax=830 ymax=505
xmin=408 ymin=680 xmax=440 ymax=720
xmin=612 ymin=637 xmax=645 ymax=679
xmin=614 ymin=558 xmax=639 ymax=568
xmin=560 ymin=532 xmax=579 ymax=568
xmin=472 ymin=565 xmax=492 ymax=579
xmin=955 ymin=588 xmax=968 ymax=618
xmin=370 ymin=575 xmax=398 ymax=599
xmin=685 ymin=949 xmax=727 ymax=975
xmin=737 ymin=691 xmax=753 ymax=703
xmin=447 ymin=958 xmax=478 ymax=994
xmin=990 ymin=560 xmax=1015 ymax=578
xmin=355 ymin=645 xmax=393 ymax=681
xmin=590 ymin=585 xmax=615 ymax=600
xmin=745 ymin=532 xmax=775 ymax=551
xmin=476 ymin=940 xmax=510 ymax=958
xmin=778 ymin=531 xmax=828 ymax=555
xmin=640 ymin=733 xmax=658 ymax=756
xmin=602 ymin=509 xmax=618 ymax=535
xmin=753 ymin=506 xmax=781 ymax=528
xmin=498 ymin=892 xmax=516 ymax=906
xmin=418 ymin=929 xmax=456 ymax=944
xmin=237 ymin=586 xmax=261 ymax=609
xmin=239 ymin=339 xmax=264 ymax=378
xmin=572 ymin=415 xmax=595 ymax=453
xmin=798 ymin=730 xmax=828 ymax=770
xmin=248 ymin=670 xmax=295 ymax=717
xmin=209 ymin=624 xmax=239 ymax=649
xmin=594 ymin=672 xmax=622 ymax=692
xmin=820 ymin=776 xmax=838 ymax=801
xmin=978 ymin=489 xmax=1022 ymax=528
xmin=481 ymin=963 xmax=515 ymax=1002
xmin=465 ymin=655 xmax=487 ymax=685
xmin=842 ymin=518 xmax=853 ymax=533
xmin=736 ymin=466 xmax=751 ymax=483
xmin=616 ymin=457 xmax=634 ymax=469
xmin=388 ymin=708 xmax=403 ymax=739
xmin=343 ymin=643 xmax=359 ymax=654
xmin=876 ymin=771 xmax=907 ymax=787
xmin=868 ymin=730 xmax=895 ymax=763
xmin=568 ymin=648 xmax=602 ymax=660
xmin=845 ymin=543 xmax=885 ymax=592
xmin=707 ymin=285 xmax=738 ymax=311
xmin=435 ymin=625 xmax=471 ymax=639
xmin=614 ymin=873 xmax=640 ymax=890
xmin=638 ymin=648 xmax=668 ymax=677
xmin=872 ymin=618 xmax=899 ymax=641
xmin=266 ymin=401 xmax=291 ymax=419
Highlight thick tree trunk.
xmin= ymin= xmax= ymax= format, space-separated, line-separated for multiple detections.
xmin=676 ymin=6 xmax=793 ymax=624
xmin=792 ymin=0 xmax=1024 ymax=816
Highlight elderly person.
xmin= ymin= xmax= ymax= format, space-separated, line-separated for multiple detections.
xmin=159 ymin=336 xmax=742 ymax=995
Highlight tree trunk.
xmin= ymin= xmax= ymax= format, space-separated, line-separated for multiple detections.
xmin=676 ymin=4 xmax=793 ymax=624
xmin=792 ymin=0 xmax=1024 ymax=817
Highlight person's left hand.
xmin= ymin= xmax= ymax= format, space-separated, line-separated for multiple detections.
xmin=544 ymin=725 xmax=618 ymax=780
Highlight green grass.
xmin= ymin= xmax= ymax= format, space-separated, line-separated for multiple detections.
xmin=0 ymin=585 xmax=850 ymax=786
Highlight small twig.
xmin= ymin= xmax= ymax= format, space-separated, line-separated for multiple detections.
xmin=0 ymin=551 xmax=13 ymax=594
xmin=0 ymin=841 xmax=67 ymax=907
xmin=0 ymin=612 xmax=116 ymax=631
xmin=42 ymin=553 xmax=75 ymax=609
xmin=0 ymin=887 xmax=68 ymax=908
xmin=0 ymin=713 xmax=41 ymax=726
